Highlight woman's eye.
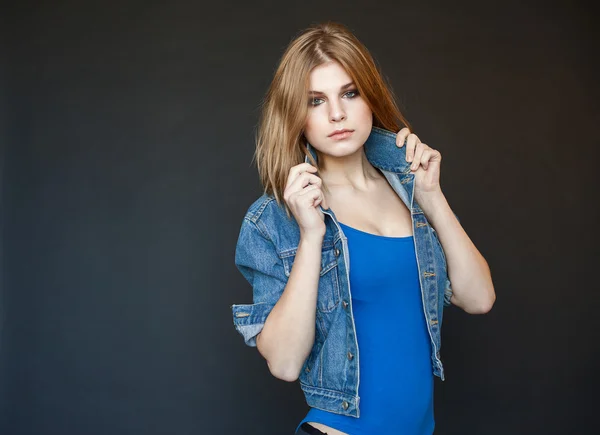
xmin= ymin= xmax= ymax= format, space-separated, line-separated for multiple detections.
xmin=309 ymin=90 xmax=358 ymax=107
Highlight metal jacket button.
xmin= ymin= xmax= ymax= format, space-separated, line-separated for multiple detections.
xmin=342 ymin=401 xmax=349 ymax=410
xmin=342 ymin=300 xmax=348 ymax=309
xmin=347 ymin=351 xmax=353 ymax=361
xmin=334 ymin=248 xmax=340 ymax=257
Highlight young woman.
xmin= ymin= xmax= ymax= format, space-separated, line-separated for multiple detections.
xmin=231 ymin=21 xmax=495 ymax=435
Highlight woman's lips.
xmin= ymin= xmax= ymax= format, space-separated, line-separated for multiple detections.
xmin=329 ymin=130 xmax=354 ymax=140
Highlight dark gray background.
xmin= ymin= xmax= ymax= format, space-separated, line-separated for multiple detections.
xmin=1 ymin=0 xmax=598 ymax=434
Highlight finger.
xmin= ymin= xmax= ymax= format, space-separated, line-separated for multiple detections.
xmin=406 ymin=133 xmax=420 ymax=162
xmin=396 ymin=127 xmax=411 ymax=147
xmin=419 ymin=149 xmax=433 ymax=170
xmin=314 ymin=192 xmax=325 ymax=208
xmin=316 ymin=189 xmax=328 ymax=210
xmin=298 ymin=184 xmax=322 ymax=206
xmin=288 ymin=182 xmax=316 ymax=203
xmin=410 ymin=142 xmax=426 ymax=171
xmin=423 ymin=149 xmax=441 ymax=170
xmin=286 ymin=163 xmax=318 ymax=189
xmin=290 ymin=163 xmax=318 ymax=177
xmin=285 ymin=173 xmax=318 ymax=203
xmin=312 ymin=190 xmax=324 ymax=209
xmin=289 ymin=173 xmax=322 ymax=194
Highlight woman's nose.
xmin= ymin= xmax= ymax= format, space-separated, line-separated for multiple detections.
xmin=329 ymin=102 xmax=346 ymax=122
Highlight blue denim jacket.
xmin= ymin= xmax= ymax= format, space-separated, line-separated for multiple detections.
xmin=231 ymin=126 xmax=457 ymax=418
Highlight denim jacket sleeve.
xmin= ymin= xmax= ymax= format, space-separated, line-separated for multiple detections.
xmin=231 ymin=217 xmax=288 ymax=347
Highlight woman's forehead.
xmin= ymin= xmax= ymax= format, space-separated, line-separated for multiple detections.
xmin=308 ymin=61 xmax=352 ymax=91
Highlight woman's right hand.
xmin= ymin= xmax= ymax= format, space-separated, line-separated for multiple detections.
xmin=283 ymin=163 xmax=328 ymax=238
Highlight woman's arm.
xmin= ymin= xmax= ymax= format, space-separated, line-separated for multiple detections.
xmin=257 ymin=232 xmax=323 ymax=381
xmin=417 ymin=189 xmax=496 ymax=314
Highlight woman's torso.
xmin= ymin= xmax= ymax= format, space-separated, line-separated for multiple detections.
xmin=300 ymin=172 xmax=433 ymax=435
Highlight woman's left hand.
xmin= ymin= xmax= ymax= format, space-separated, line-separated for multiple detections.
xmin=395 ymin=127 xmax=442 ymax=195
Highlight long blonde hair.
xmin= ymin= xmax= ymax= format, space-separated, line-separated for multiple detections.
xmin=254 ymin=21 xmax=412 ymax=217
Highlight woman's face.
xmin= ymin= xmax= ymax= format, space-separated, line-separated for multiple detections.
xmin=303 ymin=60 xmax=373 ymax=162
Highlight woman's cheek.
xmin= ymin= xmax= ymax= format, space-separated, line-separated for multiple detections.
xmin=359 ymin=103 xmax=373 ymax=123
xmin=304 ymin=116 xmax=325 ymax=142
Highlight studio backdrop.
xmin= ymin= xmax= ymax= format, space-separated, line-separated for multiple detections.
xmin=1 ymin=1 xmax=597 ymax=434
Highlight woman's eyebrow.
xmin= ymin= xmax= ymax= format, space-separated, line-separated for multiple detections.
xmin=308 ymin=82 xmax=355 ymax=96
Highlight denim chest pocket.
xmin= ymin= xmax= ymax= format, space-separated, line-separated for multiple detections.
xmin=280 ymin=246 xmax=341 ymax=313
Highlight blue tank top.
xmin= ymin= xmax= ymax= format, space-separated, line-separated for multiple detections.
xmin=296 ymin=221 xmax=435 ymax=435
